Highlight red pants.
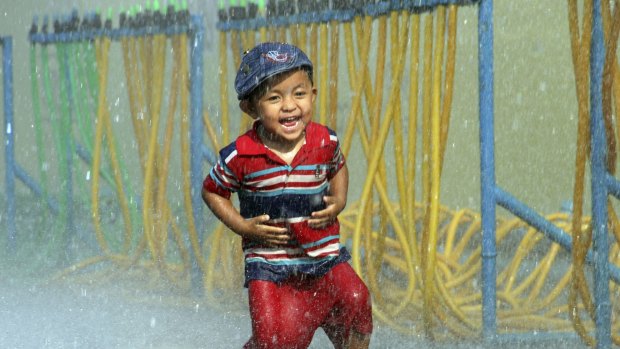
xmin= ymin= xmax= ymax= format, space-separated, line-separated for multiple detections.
xmin=244 ymin=263 xmax=372 ymax=349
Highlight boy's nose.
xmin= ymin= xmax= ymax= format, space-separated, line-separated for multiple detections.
xmin=281 ymin=96 xmax=296 ymax=111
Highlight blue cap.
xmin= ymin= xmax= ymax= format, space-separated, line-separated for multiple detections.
xmin=234 ymin=42 xmax=313 ymax=100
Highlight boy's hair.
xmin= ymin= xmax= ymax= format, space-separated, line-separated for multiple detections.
xmin=246 ymin=66 xmax=314 ymax=103
xmin=234 ymin=42 xmax=314 ymax=101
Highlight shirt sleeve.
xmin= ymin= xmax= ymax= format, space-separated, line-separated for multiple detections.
xmin=328 ymin=130 xmax=346 ymax=180
xmin=202 ymin=153 xmax=240 ymax=200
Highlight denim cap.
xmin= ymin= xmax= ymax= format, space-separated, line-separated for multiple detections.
xmin=234 ymin=42 xmax=313 ymax=100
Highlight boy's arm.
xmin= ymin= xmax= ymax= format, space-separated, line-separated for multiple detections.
xmin=201 ymin=187 xmax=291 ymax=246
xmin=308 ymin=163 xmax=348 ymax=228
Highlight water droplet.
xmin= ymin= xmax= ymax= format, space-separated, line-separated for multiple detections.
xmin=538 ymin=81 xmax=547 ymax=92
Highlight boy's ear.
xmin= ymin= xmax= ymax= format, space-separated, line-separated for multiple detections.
xmin=239 ymin=99 xmax=259 ymax=119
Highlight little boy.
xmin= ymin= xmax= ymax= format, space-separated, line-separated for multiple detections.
xmin=202 ymin=42 xmax=372 ymax=348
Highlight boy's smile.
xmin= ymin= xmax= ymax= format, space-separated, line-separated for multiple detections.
xmin=252 ymin=69 xmax=316 ymax=154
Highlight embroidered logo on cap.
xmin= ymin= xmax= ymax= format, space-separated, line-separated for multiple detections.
xmin=263 ymin=50 xmax=294 ymax=63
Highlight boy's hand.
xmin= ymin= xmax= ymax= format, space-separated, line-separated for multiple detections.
xmin=242 ymin=215 xmax=291 ymax=246
xmin=308 ymin=195 xmax=343 ymax=229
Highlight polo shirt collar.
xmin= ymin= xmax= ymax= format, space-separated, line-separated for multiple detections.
xmin=235 ymin=120 xmax=325 ymax=157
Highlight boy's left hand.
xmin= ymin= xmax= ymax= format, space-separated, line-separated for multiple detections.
xmin=308 ymin=195 xmax=343 ymax=229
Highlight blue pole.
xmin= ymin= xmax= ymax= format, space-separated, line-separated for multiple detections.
xmin=478 ymin=0 xmax=496 ymax=341
xmin=2 ymin=36 xmax=16 ymax=253
xmin=589 ymin=1 xmax=611 ymax=348
xmin=495 ymin=186 xmax=620 ymax=284
xmin=190 ymin=15 xmax=205 ymax=297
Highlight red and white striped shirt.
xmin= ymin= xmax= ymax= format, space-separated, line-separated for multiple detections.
xmin=203 ymin=121 xmax=350 ymax=285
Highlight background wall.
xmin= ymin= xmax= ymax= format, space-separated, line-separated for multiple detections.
xmin=0 ymin=1 xmax=579 ymax=216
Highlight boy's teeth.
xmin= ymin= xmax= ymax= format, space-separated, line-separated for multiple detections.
xmin=281 ymin=117 xmax=298 ymax=124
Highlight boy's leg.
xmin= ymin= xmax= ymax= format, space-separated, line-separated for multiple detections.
xmin=245 ymin=279 xmax=326 ymax=349
xmin=347 ymin=330 xmax=371 ymax=349
xmin=320 ymin=263 xmax=373 ymax=349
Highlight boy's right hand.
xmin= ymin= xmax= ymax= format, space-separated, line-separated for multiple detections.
xmin=242 ymin=215 xmax=290 ymax=246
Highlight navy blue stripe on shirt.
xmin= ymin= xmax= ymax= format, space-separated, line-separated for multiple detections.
xmin=244 ymin=247 xmax=351 ymax=287
xmin=239 ymin=187 xmax=328 ymax=219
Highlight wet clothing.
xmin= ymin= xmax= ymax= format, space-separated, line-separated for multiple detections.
xmin=244 ymin=262 xmax=373 ymax=349
xmin=203 ymin=121 xmax=372 ymax=347
xmin=203 ymin=121 xmax=348 ymax=286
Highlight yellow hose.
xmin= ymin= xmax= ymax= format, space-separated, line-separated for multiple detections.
xmin=341 ymin=17 xmax=372 ymax=155
xmin=128 ymin=36 xmax=149 ymax=167
xmin=203 ymin=109 xmax=221 ymax=151
xmin=438 ymin=5 xmax=458 ymax=173
xmin=406 ymin=13 xmax=421 ymax=254
xmin=155 ymin=34 xmax=177 ymax=269
xmin=351 ymin=8 xmax=410 ymax=282
xmin=602 ymin=1 xmax=619 ymax=174
xmin=121 ymin=36 xmax=147 ymax=168
xmin=231 ymin=29 xmax=244 ymax=134
xmin=423 ymin=5 xmax=445 ymax=337
xmin=567 ymin=0 xmax=596 ymax=345
xmin=101 ymin=74 xmax=133 ymax=255
xmin=318 ymin=21 xmax=329 ymax=125
xmin=371 ymin=15 xmax=387 ymax=144
xmin=420 ymin=13 xmax=434 ymax=210
xmin=142 ymin=33 xmax=166 ymax=266
xmin=289 ymin=22 xmax=298 ymax=46
xmin=370 ymin=14 xmax=391 ymax=287
xmin=240 ymin=30 xmax=256 ymax=133
xmin=91 ymin=37 xmax=112 ymax=256
xmin=390 ymin=10 xmax=408 ymax=235
xmin=366 ymin=10 xmax=391 ymax=309
xmin=139 ymin=34 xmax=154 ymax=126
xmin=355 ymin=15 xmax=378 ymax=110
xmin=204 ymin=224 xmax=225 ymax=301
xmin=278 ymin=24 xmax=286 ymax=42
xmin=328 ymin=19 xmax=339 ymax=130
xmin=309 ymin=22 xmax=318 ymax=79
xmin=220 ymin=31 xmax=230 ymax=145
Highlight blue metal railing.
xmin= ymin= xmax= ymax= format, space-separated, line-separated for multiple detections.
xmin=588 ymin=1 xmax=611 ymax=347
xmin=478 ymin=0 xmax=614 ymax=347
xmin=216 ymin=0 xmax=481 ymax=31
xmin=189 ymin=15 xmax=206 ymax=297
xmin=477 ymin=0 xmax=496 ymax=339
xmin=2 ymin=36 xmax=16 ymax=253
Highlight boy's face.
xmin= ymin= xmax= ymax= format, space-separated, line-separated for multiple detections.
xmin=249 ymin=69 xmax=316 ymax=146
